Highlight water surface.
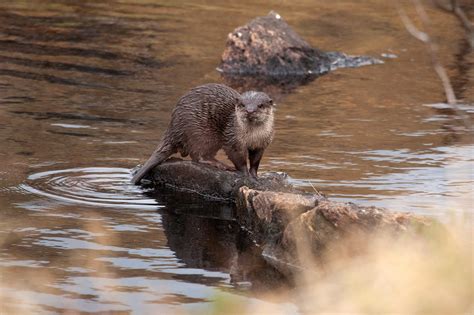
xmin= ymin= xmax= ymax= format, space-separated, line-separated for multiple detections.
xmin=0 ymin=0 xmax=472 ymax=313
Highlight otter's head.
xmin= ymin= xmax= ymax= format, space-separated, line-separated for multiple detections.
xmin=237 ymin=91 xmax=274 ymax=125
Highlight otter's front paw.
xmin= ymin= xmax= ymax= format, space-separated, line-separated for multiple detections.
xmin=249 ymin=169 xmax=258 ymax=179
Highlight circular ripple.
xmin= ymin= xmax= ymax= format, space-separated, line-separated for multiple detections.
xmin=19 ymin=167 xmax=161 ymax=210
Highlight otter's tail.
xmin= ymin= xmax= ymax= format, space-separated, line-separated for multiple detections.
xmin=131 ymin=142 xmax=174 ymax=185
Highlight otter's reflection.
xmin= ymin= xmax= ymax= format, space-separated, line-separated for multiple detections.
xmin=148 ymin=187 xmax=287 ymax=290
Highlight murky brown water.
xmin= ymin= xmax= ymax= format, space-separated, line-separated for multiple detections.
xmin=0 ymin=0 xmax=472 ymax=314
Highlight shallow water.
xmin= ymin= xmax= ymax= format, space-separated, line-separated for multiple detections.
xmin=0 ymin=0 xmax=473 ymax=313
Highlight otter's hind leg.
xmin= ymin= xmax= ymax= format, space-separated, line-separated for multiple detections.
xmin=189 ymin=145 xmax=231 ymax=171
xmin=179 ymin=147 xmax=189 ymax=158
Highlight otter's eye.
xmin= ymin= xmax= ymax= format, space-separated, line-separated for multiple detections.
xmin=238 ymin=103 xmax=245 ymax=108
xmin=258 ymin=103 xmax=264 ymax=109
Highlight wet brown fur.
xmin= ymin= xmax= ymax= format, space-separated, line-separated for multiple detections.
xmin=132 ymin=83 xmax=275 ymax=184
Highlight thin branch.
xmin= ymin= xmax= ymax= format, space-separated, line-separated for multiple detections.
xmin=307 ymin=180 xmax=324 ymax=198
xmin=398 ymin=9 xmax=429 ymax=42
xmin=398 ymin=0 xmax=472 ymax=129
xmin=434 ymin=0 xmax=474 ymax=47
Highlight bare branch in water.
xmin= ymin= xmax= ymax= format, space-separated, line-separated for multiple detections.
xmin=433 ymin=0 xmax=474 ymax=47
xmin=398 ymin=0 xmax=472 ymax=129
xmin=398 ymin=10 xmax=429 ymax=42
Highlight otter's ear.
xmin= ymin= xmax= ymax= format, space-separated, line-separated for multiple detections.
xmin=269 ymin=99 xmax=275 ymax=107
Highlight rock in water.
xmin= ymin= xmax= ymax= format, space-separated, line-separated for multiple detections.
xmin=237 ymin=187 xmax=440 ymax=276
xmin=218 ymin=11 xmax=382 ymax=76
xmin=145 ymin=159 xmax=443 ymax=278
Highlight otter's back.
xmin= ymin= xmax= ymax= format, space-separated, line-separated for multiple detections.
xmin=169 ymin=84 xmax=241 ymax=141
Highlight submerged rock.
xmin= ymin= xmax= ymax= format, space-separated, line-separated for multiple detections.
xmin=218 ymin=11 xmax=382 ymax=77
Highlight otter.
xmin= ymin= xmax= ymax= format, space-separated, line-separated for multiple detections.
xmin=131 ymin=83 xmax=275 ymax=185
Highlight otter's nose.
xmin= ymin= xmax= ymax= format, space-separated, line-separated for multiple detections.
xmin=246 ymin=106 xmax=257 ymax=113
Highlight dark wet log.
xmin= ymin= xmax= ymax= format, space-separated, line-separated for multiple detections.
xmin=218 ymin=11 xmax=382 ymax=77
xmin=147 ymin=158 xmax=297 ymax=201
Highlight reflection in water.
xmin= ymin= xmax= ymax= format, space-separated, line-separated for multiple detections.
xmin=1 ymin=168 xmax=288 ymax=313
xmin=0 ymin=0 xmax=472 ymax=313
xmin=153 ymin=187 xmax=287 ymax=290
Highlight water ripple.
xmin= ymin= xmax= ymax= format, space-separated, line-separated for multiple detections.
xmin=19 ymin=167 xmax=160 ymax=210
